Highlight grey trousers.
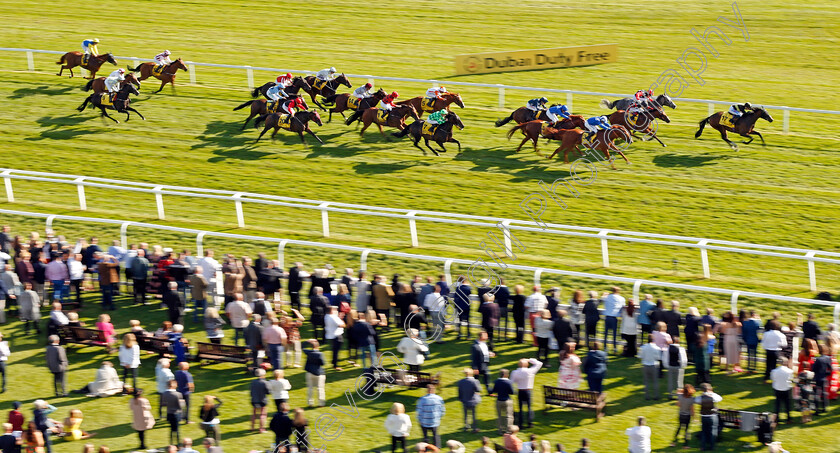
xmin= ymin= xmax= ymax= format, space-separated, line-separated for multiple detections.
xmin=643 ymin=364 xmax=659 ymax=399
xmin=496 ymin=399 xmax=514 ymax=433
xmin=667 ymin=366 xmax=685 ymax=396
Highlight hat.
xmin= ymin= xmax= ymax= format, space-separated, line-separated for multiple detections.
xmin=324 ymin=264 xmax=334 ymax=270
xmin=11 ymin=402 xmax=21 ymax=410
xmin=162 ymin=247 xmax=173 ymax=253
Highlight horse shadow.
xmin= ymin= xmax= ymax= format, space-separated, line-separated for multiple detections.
xmin=652 ymin=152 xmax=731 ymax=168
xmin=8 ymin=85 xmax=77 ymax=99
xmin=193 ymin=120 xmax=261 ymax=151
xmin=352 ymin=160 xmax=433 ymax=175
xmin=26 ymin=115 xmax=99 ymax=141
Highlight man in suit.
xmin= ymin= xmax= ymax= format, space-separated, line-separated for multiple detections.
xmin=582 ymin=291 xmax=601 ymax=348
xmin=0 ymin=226 xmax=11 ymax=255
xmin=471 ymin=331 xmax=495 ymax=392
xmin=801 ymin=313 xmax=821 ymax=341
xmin=436 ymin=274 xmax=450 ymax=297
xmin=662 ymin=300 xmax=684 ymax=342
xmin=457 ymin=368 xmax=482 ymax=432
xmin=812 ymin=344 xmax=833 ymax=414
xmin=244 ymin=314 xmax=265 ymax=371
xmin=45 ymin=335 xmax=68 ymax=397
xmin=161 ymin=379 xmax=186 ymax=445
xmin=453 ymin=278 xmax=472 ymax=340
xmin=355 ymin=271 xmax=372 ymax=313
xmin=254 ymin=252 xmax=268 ymax=274
xmin=309 ymin=287 xmax=329 ymax=343
xmin=287 ymin=262 xmax=304 ymax=311
xmin=371 ymin=275 xmax=394 ymax=327
xmin=257 ymin=260 xmax=283 ymax=298
xmin=340 ymin=268 xmax=355 ymax=297
xmin=493 ymin=279 xmax=511 ymax=342
xmin=478 ymin=293 xmax=500 ymax=351
xmin=552 ymin=309 xmax=576 ymax=364
xmin=163 ymin=281 xmax=185 ymax=325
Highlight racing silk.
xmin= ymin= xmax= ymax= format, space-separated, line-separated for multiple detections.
xmin=277 ymin=76 xmax=292 ymax=88
xmin=526 ymin=98 xmax=545 ymax=111
xmin=378 ymin=99 xmax=395 ymax=111
xmin=427 ymin=110 xmax=447 ymax=125
xmin=352 ymin=86 xmax=372 ymax=99
xmin=104 ymin=70 xmax=125 ymax=93
xmin=425 ymin=87 xmax=443 ymax=99
xmin=547 ymin=104 xmax=571 ymax=120
xmin=82 ymin=40 xmax=99 ymax=55
xmin=728 ymin=103 xmax=750 ymax=117
xmin=266 ymin=84 xmax=287 ymax=101
xmin=315 ymin=68 xmax=335 ymax=81
xmin=585 ymin=116 xmax=610 ymax=133
xmin=281 ymin=99 xmax=299 ymax=115
xmin=154 ymin=52 xmax=172 ymax=66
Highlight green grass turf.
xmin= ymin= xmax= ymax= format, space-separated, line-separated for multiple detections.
xmin=0 ymin=0 xmax=839 ymax=451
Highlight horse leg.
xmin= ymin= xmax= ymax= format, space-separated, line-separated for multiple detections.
xmin=100 ymin=107 xmax=119 ymax=124
xmin=155 ymin=80 xmax=166 ymax=94
xmin=449 ymin=137 xmax=461 ymax=153
xmin=377 ymin=123 xmax=387 ymax=139
xmin=752 ymin=130 xmax=766 ymax=146
xmin=437 ymin=142 xmax=447 ymax=154
xmin=423 ymin=137 xmax=438 ymax=156
xmin=298 ymin=131 xmax=306 ymax=145
xmin=611 ymin=143 xmax=631 ymax=165
xmin=256 ymin=124 xmax=271 ymax=142
xmin=242 ymin=113 xmax=254 ymax=130
xmin=359 ymin=120 xmax=370 ymax=137
xmin=125 ymin=106 xmax=145 ymax=121
xmin=328 ymin=109 xmax=333 ymax=123
xmin=306 ymin=127 xmax=324 ymax=144
xmin=411 ymin=135 xmax=427 ymax=156
xmin=602 ymin=148 xmax=617 ymax=170
xmin=549 ymin=145 xmax=563 ymax=161
xmin=741 ymin=134 xmax=754 ymax=145
xmin=648 ymin=130 xmax=666 ymax=147
xmin=270 ymin=127 xmax=280 ymax=142
xmin=516 ymin=136 xmax=529 ymax=153
xmin=719 ymin=130 xmax=738 ymax=151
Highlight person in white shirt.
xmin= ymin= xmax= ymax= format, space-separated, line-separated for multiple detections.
xmin=0 ymin=332 xmax=9 ymax=392
xmin=424 ymin=284 xmax=447 ymax=344
xmin=267 ymin=369 xmax=292 ymax=412
xmin=397 ymin=328 xmax=429 ymax=372
xmin=602 ymin=287 xmax=626 ymax=354
xmin=155 ymin=358 xmax=175 ymax=419
xmin=510 ymin=357 xmax=542 ymax=428
xmin=49 ymin=301 xmax=69 ymax=326
xmin=524 ymin=286 xmax=547 ymax=344
xmin=118 ymin=333 xmax=141 ymax=393
xmin=770 ymin=356 xmax=793 ymax=423
xmin=197 ymin=250 xmax=221 ymax=308
xmin=625 ymin=416 xmax=652 ymax=453
xmin=384 ymin=402 xmax=412 ymax=452
xmin=664 ymin=338 xmax=688 ymax=399
xmin=762 ymin=320 xmax=787 ymax=381
xmin=639 ymin=335 xmax=661 ymax=400
xmin=324 ymin=306 xmax=346 ymax=371
xmin=67 ymin=253 xmax=85 ymax=307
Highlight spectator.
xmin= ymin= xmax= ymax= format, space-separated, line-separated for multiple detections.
xmin=493 ymin=279 xmax=511 ymax=342
xmin=662 ymin=301 xmax=683 ymax=342
xmin=97 ymin=254 xmax=118 ymax=310
xmin=179 ymin=437 xmax=200 ymax=453
xmin=416 ymin=384 xmax=445 ymax=448
xmin=9 ymin=401 xmax=24 ymax=433
xmin=189 ymin=266 xmax=208 ymax=320
xmin=424 ymin=284 xmax=446 ymax=344
xmin=602 ymin=287 xmax=624 ymax=354
xmin=671 ymin=384 xmax=695 ymax=448
xmin=503 ymin=425 xmax=523 ymax=452
xmin=639 ymin=335 xmax=661 ymax=400
xmin=524 ymin=286 xmax=548 ymax=344
xmin=203 ymin=308 xmax=226 ymax=344
xmin=258 ymin=260 xmax=283 ymax=300
xmin=95 ymin=313 xmax=117 ymax=347
xmin=0 ymin=334 xmax=7 ymax=393
xmin=156 ymin=358 xmax=175 ymax=419
xmin=285 ymin=262 xmax=304 ymax=312
xmin=355 ymin=271 xmax=371 ymax=313
xmin=241 ymin=257 xmax=258 ymax=304
xmin=770 ymin=356 xmax=793 ymax=423
xmin=118 ymin=333 xmax=141 ymax=393
xmin=742 ymin=310 xmax=761 ymax=373
xmin=263 ymin=318 xmax=288 ymax=371
xmin=303 ymin=340 xmax=326 ymax=407
xmin=309 ymin=287 xmax=328 ymax=343
xmin=291 ymin=408 xmax=308 ymax=452
xmin=694 ymin=383 xmax=722 ymax=451
xmin=130 ymin=389 xmax=155 ymax=450
xmin=32 ymin=399 xmax=56 ymax=453
xmin=694 ymin=335 xmax=711 ymax=385
xmin=45 ymin=335 xmax=68 ymax=397
xmin=281 ymin=310 xmax=305 ymax=368
xmin=620 ymin=300 xmax=639 ymax=357
xmin=474 ymin=437 xmax=495 ymax=453
xmin=18 ymin=282 xmax=40 ymax=334
xmin=512 ymin=285 xmax=527 ymax=344
xmin=457 ymin=368 xmax=481 ymax=432
xmin=244 ymin=314 xmax=264 ymax=371
xmin=384 ymin=402 xmax=412 ymax=453
xmin=445 ymin=440 xmax=465 ymax=453
xmin=372 ymin=275 xmax=395 ymax=326
xmin=762 ymin=320 xmax=787 ymax=382
xmin=489 ymin=369 xmax=514 ymax=435
xmin=557 ymin=343 xmax=582 ymax=389
xmin=625 ymin=416 xmax=651 ymax=453
xmin=637 ymin=294 xmax=655 ymax=335
xmin=324 ymin=306 xmax=346 ymax=371
xmin=0 ymin=422 xmax=20 ymax=453
xmin=70 ymin=361 xmax=122 ymax=397
xmin=683 ymin=307 xmax=701 ymax=362
xmin=582 ymin=291 xmax=601 ymax=348
xmin=227 ymin=293 xmax=252 ymax=346
xmin=534 ymin=310 xmax=553 ymax=364
xmin=198 ymin=396 xmax=222 ymax=444
xmin=800 ymin=313 xmax=820 ymax=341
xmin=552 ymin=309 xmax=575 ymax=360
xmin=665 ymin=338 xmax=688 ymax=399
xmin=268 ymin=369 xmax=291 ymax=412
xmin=269 ymin=402 xmax=292 ymax=447
xmin=582 ymin=341 xmax=607 ymax=393
xmin=720 ymin=311 xmax=742 ymax=373
xmin=202 ymin=438 xmax=222 ymax=453
xmin=161 ymin=379 xmax=186 ymax=445
xmin=395 ymin=283 xmax=414 ymax=327
xmin=471 ymin=331 xmax=494 ymax=392
xmin=453 ymin=278 xmax=472 ymax=340
xmin=44 ymin=252 xmax=68 ymax=304
xmin=174 ymin=362 xmax=194 ymax=424
xmin=397 ymin=329 xmax=428 ymax=372
xmin=510 ymin=357 xmax=542 ymax=428
xmin=478 ymin=292 xmax=500 ymax=350
xmin=249 ymin=368 xmax=270 ymax=432
xmin=812 ymin=344 xmax=832 ymax=414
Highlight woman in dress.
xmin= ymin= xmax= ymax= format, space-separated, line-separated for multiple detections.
xmin=557 ymin=342 xmax=582 ymax=389
xmin=703 ymin=324 xmax=716 ymax=367
xmin=130 ymin=389 xmax=154 ymax=450
xmin=798 ymin=338 xmax=819 ymax=372
xmin=671 ymin=384 xmax=695 ymax=447
xmin=721 ymin=312 xmax=743 ymax=373
xmin=95 ymin=314 xmax=116 ymax=347
xmin=61 ymin=409 xmax=94 ymax=440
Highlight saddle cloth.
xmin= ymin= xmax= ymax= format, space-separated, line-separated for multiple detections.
xmin=720 ymin=112 xmax=736 ymax=128
xmin=99 ymin=93 xmax=115 ymax=106
xmin=530 ymin=109 xmax=543 ymax=121
xmin=347 ymin=96 xmax=361 ymax=110
xmin=421 ymin=97 xmax=437 ymax=112
xmin=267 ymin=100 xmax=281 ymax=114
xmin=540 ymin=121 xmax=552 ymax=135
xmin=582 ymin=132 xmax=596 ymax=148
xmin=81 ymin=54 xmax=91 ymax=67
xmin=152 ymin=64 xmax=165 ymax=77
xmin=277 ymin=114 xmax=293 ymax=130
xmin=313 ymin=78 xmax=328 ymax=91
xmin=376 ymin=109 xmax=389 ymax=123
xmin=421 ymin=121 xmax=438 ymax=136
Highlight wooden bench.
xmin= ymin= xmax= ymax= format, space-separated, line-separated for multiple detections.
xmin=543 ymin=385 xmax=606 ymax=421
xmin=58 ymin=325 xmax=109 ymax=349
xmin=195 ymin=342 xmax=250 ymax=365
xmin=136 ymin=335 xmax=177 ymax=355
xmin=494 ymin=443 xmax=516 ymax=453
xmin=371 ymin=368 xmax=441 ymax=389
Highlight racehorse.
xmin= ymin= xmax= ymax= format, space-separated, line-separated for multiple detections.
xmin=302 ymin=74 xmax=352 ymax=110
xmin=600 ymin=94 xmax=677 ymax=110
xmin=505 ymin=116 xmax=587 ymax=154
xmin=605 ymin=108 xmax=670 ymax=147
xmin=77 ymin=83 xmax=144 ymax=123
xmin=392 ymin=111 xmax=465 ymax=156
xmin=320 ymin=89 xmax=386 ymax=123
xmin=127 ymin=58 xmax=189 ymax=93
xmin=251 ymin=77 xmax=312 ymax=98
xmin=83 ymin=73 xmax=141 ymax=94
xmin=494 ymin=106 xmax=555 ymax=127
xmin=254 ymin=110 xmax=324 ymax=145
xmin=345 ymin=105 xmax=419 ymax=138
xmin=232 ymin=95 xmax=309 ymax=130
xmin=695 ymin=107 xmax=773 ymax=151
xmin=56 ymin=52 xmax=117 ymax=79
xmin=396 ymin=93 xmax=465 ymax=118
xmin=548 ymin=125 xmax=634 ymax=170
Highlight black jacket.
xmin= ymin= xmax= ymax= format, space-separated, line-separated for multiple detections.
xmin=269 ymin=411 xmax=293 ymax=444
xmin=470 ymin=340 xmax=490 ymax=373
xmin=553 ymin=317 xmax=575 ymax=345
xmin=287 ymin=266 xmax=303 ymax=292
xmin=244 ymin=321 xmax=263 ymax=350
xmin=583 ymin=298 xmax=601 ymax=325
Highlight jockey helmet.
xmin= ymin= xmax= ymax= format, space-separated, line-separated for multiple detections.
xmin=646 ymin=89 xmax=654 ymax=97
xmin=364 ymin=82 xmax=372 ymax=89
xmin=296 ymin=98 xmax=306 ymax=108
xmin=599 ymin=115 xmax=608 ymax=123
xmin=117 ymin=68 xmax=126 ymax=74
xmin=92 ymin=38 xmax=100 ymax=43
xmin=390 ymin=91 xmax=399 ymax=98
xmin=744 ymin=102 xmax=752 ymax=109
xmin=285 ymin=73 xmax=292 ymax=78
xmin=163 ymin=50 xmax=171 ymax=55
xmin=329 ymin=67 xmax=336 ymax=73
xmin=439 ymin=87 xmax=446 ymax=93
xmin=539 ymin=97 xmax=548 ymax=103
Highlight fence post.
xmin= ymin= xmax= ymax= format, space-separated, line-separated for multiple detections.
xmin=500 ymin=220 xmax=513 ymax=257
xmin=632 ymin=280 xmax=643 ymax=304
xmin=834 ymin=302 xmax=840 ymax=327
xmin=319 ymin=202 xmax=331 ymax=238
xmin=708 ymin=103 xmax=714 ymax=116
xmin=360 ymin=249 xmax=372 ymax=272
xmin=26 ymin=51 xmax=34 ymax=71
xmin=246 ymin=67 xmax=254 ymax=90
xmin=153 ymin=186 xmax=165 ymax=220
xmin=698 ymin=239 xmax=710 ymax=278
xmin=806 ymin=251 xmax=817 ymax=292
xmin=497 ymin=85 xmax=505 ymax=108
xmin=119 ymin=222 xmax=132 ymax=250
xmin=74 ymin=177 xmax=87 ymax=211
xmin=533 ymin=269 xmax=543 ymax=287
xmin=45 ymin=215 xmax=56 ymax=231
xmin=407 ymin=211 xmax=419 ymax=247
xmin=277 ymin=240 xmax=288 ymax=269
xmin=1 ymin=170 xmax=14 ymax=202
xmin=444 ymin=259 xmax=454 ymax=286
xmin=195 ymin=232 xmax=207 ymax=257
xmin=566 ymin=92 xmax=573 ymax=112
xmin=189 ymin=64 xmax=196 ymax=85
xmin=368 ymin=78 xmax=375 ymax=87
xmin=783 ymin=109 xmax=790 ymax=135
xmin=598 ymin=229 xmax=610 ymax=268
xmin=730 ymin=291 xmax=740 ymax=314
xmin=233 ymin=193 xmax=245 ymax=228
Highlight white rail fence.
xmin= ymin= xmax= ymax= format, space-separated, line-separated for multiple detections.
xmin=1 ymin=208 xmax=837 ymax=324
xmin=3 ymin=47 xmax=840 ymax=134
xmin=2 ymin=168 xmax=839 ymax=292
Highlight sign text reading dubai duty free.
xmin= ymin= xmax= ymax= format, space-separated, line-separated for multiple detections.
xmin=455 ymin=44 xmax=618 ymax=75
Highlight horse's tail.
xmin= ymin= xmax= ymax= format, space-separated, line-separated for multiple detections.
xmin=695 ymin=116 xmax=711 ymax=139
xmin=392 ymin=123 xmax=413 ymax=138
xmin=56 ymin=54 xmax=66 ymax=65
xmin=321 ymin=94 xmax=339 ymax=106
xmin=254 ymin=113 xmax=269 ymax=129
xmin=506 ymin=123 xmax=526 ymax=140
xmin=77 ymin=96 xmax=90 ymax=112
xmin=83 ymin=79 xmax=94 ymax=92
xmin=250 ymin=87 xmax=261 ymax=98
xmin=126 ymin=64 xmax=139 ymax=73
xmin=233 ymin=100 xmax=254 ymax=111
xmin=599 ymin=99 xmax=615 ymax=109
xmin=494 ymin=113 xmax=513 ymax=128
xmin=345 ymin=110 xmax=362 ymax=126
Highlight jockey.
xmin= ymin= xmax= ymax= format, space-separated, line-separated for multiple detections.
xmin=378 ymin=91 xmax=399 ymax=112
xmin=154 ymin=50 xmax=172 ymax=69
xmin=315 ymin=67 xmax=337 ymax=82
xmin=584 ymin=115 xmax=611 ymax=140
xmin=526 ymin=97 xmax=549 ymax=111
xmin=634 ymin=89 xmax=654 ymax=108
xmin=276 ymin=73 xmax=293 ymax=88
xmin=352 ymin=83 xmax=374 ymax=99
xmin=728 ymin=102 xmax=753 ymax=120
xmin=103 ymin=68 xmax=126 ymax=94
xmin=546 ymin=104 xmax=571 ymax=123
xmin=425 ymin=86 xmax=447 ymax=100
xmin=81 ymin=38 xmax=100 ymax=56
xmin=282 ymin=97 xmax=306 ymax=117
xmin=266 ymin=82 xmax=289 ymax=102
xmin=426 ymin=109 xmax=447 ymax=126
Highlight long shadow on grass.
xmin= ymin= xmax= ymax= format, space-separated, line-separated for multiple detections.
xmin=8 ymin=85 xmax=77 ymax=99
xmin=652 ymin=153 xmax=731 ymax=168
